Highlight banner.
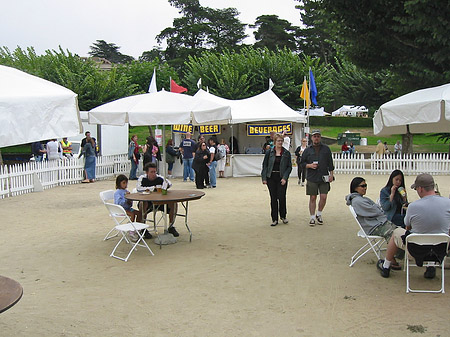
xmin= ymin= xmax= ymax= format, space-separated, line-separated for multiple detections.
xmin=247 ymin=123 xmax=292 ymax=136
xmin=173 ymin=124 xmax=194 ymax=134
xmin=198 ymin=125 xmax=221 ymax=135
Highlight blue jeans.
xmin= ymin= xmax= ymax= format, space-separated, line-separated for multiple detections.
xmin=209 ymin=161 xmax=217 ymax=187
xmin=130 ymin=160 xmax=138 ymax=179
xmin=183 ymin=158 xmax=194 ymax=181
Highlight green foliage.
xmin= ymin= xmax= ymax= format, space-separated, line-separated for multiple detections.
xmin=250 ymin=15 xmax=298 ymax=51
xmin=309 ymin=117 xmax=373 ymax=127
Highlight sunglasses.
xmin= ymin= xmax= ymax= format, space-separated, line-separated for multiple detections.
xmin=358 ymin=184 xmax=367 ymax=188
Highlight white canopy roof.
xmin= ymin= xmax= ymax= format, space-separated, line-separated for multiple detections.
xmin=331 ymin=105 xmax=368 ymax=117
xmin=373 ymin=83 xmax=450 ymax=135
xmin=0 ymin=65 xmax=82 ymax=147
xmin=194 ymin=89 xmax=306 ymax=124
xmin=89 ymin=90 xmax=231 ymax=126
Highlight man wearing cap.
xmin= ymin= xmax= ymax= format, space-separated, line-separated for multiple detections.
xmin=377 ymin=173 xmax=450 ymax=278
xmin=300 ymin=129 xmax=335 ymax=226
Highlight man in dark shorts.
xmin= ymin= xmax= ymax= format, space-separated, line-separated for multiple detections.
xmin=136 ymin=163 xmax=179 ymax=237
xmin=300 ymin=130 xmax=335 ymax=226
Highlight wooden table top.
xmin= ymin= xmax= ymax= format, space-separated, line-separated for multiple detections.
xmin=126 ymin=190 xmax=205 ymax=203
xmin=0 ymin=275 xmax=23 ymax=314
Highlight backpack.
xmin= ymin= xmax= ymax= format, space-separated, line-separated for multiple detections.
xmin=214 ymin=146 xmax=223 ymax=161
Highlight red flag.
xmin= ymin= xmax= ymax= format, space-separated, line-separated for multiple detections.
xmin=170 ymin=79 xmax=188 ymax=93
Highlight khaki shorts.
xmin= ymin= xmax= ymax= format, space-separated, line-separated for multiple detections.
xmin=392 ymin=227 xmax=407 ymax=250
xmin=306 ymin=181 xmax=330 ymax=195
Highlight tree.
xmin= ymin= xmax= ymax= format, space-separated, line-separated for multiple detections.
xmin=88 ymin=40 xmax=134 ymax=64
xmin=250 ymin=15 xmax=298 ymax=51
xmin=316 ymin=0 xmax=450 ymax=95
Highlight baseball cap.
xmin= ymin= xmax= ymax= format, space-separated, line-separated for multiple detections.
xmin=410 ymin=173 xmax=434 ymax=190
xmin=311 ymin=129 xmax=321 ymax=136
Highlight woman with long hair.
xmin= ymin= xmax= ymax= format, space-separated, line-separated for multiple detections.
xmin=192 ymin=141 xmax=209 ymax=189
xmin=165 ymin=139 xmax=178 ymax=178
xmin=379 ymin=169 xmax=408 ymax=228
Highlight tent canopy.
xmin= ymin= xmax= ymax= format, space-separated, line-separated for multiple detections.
xmin=89 ymin=90 xmax=231 ymax=126
xmin=0 ymin=65 xmax=82 ymax=147
xmin=331 ymin=105 xmax=368 ymax=117
xmin=194 ymin=89 xmax=306 ymax=124
xmin=373 ymin=83 xmax=450 ymax=135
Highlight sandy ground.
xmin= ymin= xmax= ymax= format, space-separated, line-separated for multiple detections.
xmin=1 ymin=173 xmax=450 ymax=337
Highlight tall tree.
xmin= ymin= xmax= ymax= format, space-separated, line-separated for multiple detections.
xmin=250 ymin=15 xmax=298 ymax=51
xmin=316 ymin=0 xmax=450 ymax=95
xmin=88 ymin=40 xmax=134 ymax=64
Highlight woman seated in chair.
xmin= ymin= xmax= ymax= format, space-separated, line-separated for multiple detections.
xmin=346 ymin=177 xmax=402 ymax=269
xmin=379 ymin=169 xmax=408 ymax=228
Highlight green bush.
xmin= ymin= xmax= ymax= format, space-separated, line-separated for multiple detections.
xmin=309 ymin=116 xmax=373 ymax=127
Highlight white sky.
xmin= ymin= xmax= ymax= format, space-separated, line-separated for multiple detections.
xmin=1 ymin=0 xmax=302 ymax=58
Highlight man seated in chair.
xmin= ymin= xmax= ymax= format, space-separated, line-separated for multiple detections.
xmin=377 ymin=173 xmax=450 ymax=278
xmin=136 ymin=162 xmax=179 ymax=237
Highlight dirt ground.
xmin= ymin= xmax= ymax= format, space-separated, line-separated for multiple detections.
xmin=1 ymin=173 xmax=450 ymax=336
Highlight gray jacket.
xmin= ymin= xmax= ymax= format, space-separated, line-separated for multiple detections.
xmin=345 ymin=192 xmax=387 ymax=234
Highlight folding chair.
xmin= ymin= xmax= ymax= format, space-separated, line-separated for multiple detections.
xmin=348 ymin=205 xmax=386 ymax=267
xmin=405 ymin=233 xmax=450 ymax=293
xmin=99 ymin=190 xmax=120 ymax=241
xmin=104 ymin=202 xmax=154 ymax=262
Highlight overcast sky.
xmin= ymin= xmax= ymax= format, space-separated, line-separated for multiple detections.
xmin=1 ymin=0 xmax=302 ymax=59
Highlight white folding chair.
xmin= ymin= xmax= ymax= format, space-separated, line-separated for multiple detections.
xmin=348 ymin=205 xmax=386 ymax=267
xmin=104 ymin=202 xmax=154 ymax=262
xmin=99 ymin=190 xmax=120 ymax=241
xmin=405 ymin=233 xmax=450 ymax=293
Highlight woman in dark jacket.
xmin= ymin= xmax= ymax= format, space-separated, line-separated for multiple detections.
xmin=192 ymin=141 xmax=209 ymax=189
xmin=261 ymin=133 xmax=292 ymax=226
xmin=165 ymin=139 xmax=178 ymax=178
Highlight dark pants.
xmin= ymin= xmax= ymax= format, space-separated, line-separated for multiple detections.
xmin=266 ymin=172 xmax=288 ymax=221
xmin=195 ymin=166 xmax=208 ymax=188
xmin=297 ymin=160 xmax=306 ymax=182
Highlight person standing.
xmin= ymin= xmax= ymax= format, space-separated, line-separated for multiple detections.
xmin=81 ymin=136 xmax=96 ymax=183
xmin=165 ymin=139 xmax=178 ymax=178
xmin=128 ymin=135 xmax=140 ymax=180
xmin=394 ymin=141 xmax=402 ymax=157
xmin=193 ymin=141 xmax=209 ymax=189
xmin=179 ymin=132 xmax=196 ymax=182
xmin=31 ymin=141 xmax=46 ymax=162
xmin=261 ymin=133 xmax=292 ymax=226
xmin=46 ymin=139 xmax=63 ymax=161
xmin=294 ymin=138 xmax=308 ymax=186
xmin=375 ymin=140 xmax=385 ymax=158
xmin=60 ymin=137 xmax=73 ymax=158
xmin=300 ymin=130 xmax=335 ymax=226
xmin=207 ymin=138 xmax=218 ymax=188
xmin=217 ymin=139 xmax=229 ymax=178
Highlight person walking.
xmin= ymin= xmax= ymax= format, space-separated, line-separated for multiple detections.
xmin=128 ymin=135 xmax=140 ymax=180
xmin=178 ymin=132 xmax=196 ymax=182
xmin=261 ymin=133 xmax=292 ymax=226
xmin=300 ymin=130 xmax=335 ymax=226
xmin=294 ymin=138 xmax=308 ymax=186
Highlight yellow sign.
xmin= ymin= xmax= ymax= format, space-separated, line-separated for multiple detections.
xmin=247 ymin=123 xmax=292 ymax=136
xmin=173 ymin=124 xmax=194 ymax=134
xmin=198 ymin=125 xmax=221 ymax=135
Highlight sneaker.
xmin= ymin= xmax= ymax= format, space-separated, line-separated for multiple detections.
xmin=424 ymin=266 xmax=436 ymax=279
xmin=309 ymin=218 xmax=316 ymax=227
xmin=168 ymin=226 xmax=179 ymax=237
xmin=281 ymin=218 xmax=289 ymax=224
xmin=301 ymin=182 xmax=305 ymax=187
xmin=143 ymin=230 xmax=153 ymax=239
xmin=271 ymin=220 xmax=278 ymax=226
xmin=298 ymin=179 xmax=301 ymax=185
xmin=377 ymin=259 xmax=390 ymax=278
xmin=316 ymin=215 xmax=323 ymax=225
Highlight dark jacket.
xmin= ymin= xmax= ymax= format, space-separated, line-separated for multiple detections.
xmin=193 ymin=149 xmax=209 ymax=172
xmin=261 ymin=148 xmax=292 ymax=182
xmin=300 ymin=143 xmax=334 ymax=183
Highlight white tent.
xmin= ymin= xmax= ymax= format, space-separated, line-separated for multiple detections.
xmin=298 ymin=107 xmax=330 ymax=117
xmin=0 ymin=65 xmax=82 ymax=147
xmin=373 ymin=83 xmax=450 ymax=135
xmin=331 ymin=105 xmax=368 ymax=117
xmin=89 ymin=90 xmax=231 ymax=126
xmin=194 ymin=89 xmax=306 ymax=124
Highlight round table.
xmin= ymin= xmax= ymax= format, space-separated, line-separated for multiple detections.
xmin=126 ymin=190 xmax=205 ymax=242
xmin=0 ymin=275 xmax=23 ymax=314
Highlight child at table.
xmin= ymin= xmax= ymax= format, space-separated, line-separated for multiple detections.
xmin=114 ymin=174 xmax=142 ymax=222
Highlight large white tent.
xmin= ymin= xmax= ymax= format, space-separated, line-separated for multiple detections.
xmin=89 ymin=90 xmax=231 ymax=126
xmin=0 ymin=65 xmax=82 ymax=147
xmin=373 ymin=83 xmax=450 ymax=135
xmin=194 ymin=89 xmax=306 ymax=124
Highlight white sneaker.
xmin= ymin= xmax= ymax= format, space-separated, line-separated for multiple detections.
xmin=309 ymin=218 xmax=316 ymax=227
xmin=316 ymin=215 xmax=323 ymax=225
xmin=301 ymin=182 xmax=305 ymax=187
xmin=281 ymin=218 xmax=289 ymax=224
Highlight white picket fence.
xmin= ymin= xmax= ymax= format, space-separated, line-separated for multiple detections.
xmin=0 ymin=154 xmax=130 ymax=199
xmin=332 ymin=152 xmax=450 ymax=176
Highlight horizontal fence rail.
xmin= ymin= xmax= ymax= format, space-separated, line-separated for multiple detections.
xmin=0 ymin=154 xmax=130 ymax=199
xmin=332 ymin=152 xmax=450 ymax=176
